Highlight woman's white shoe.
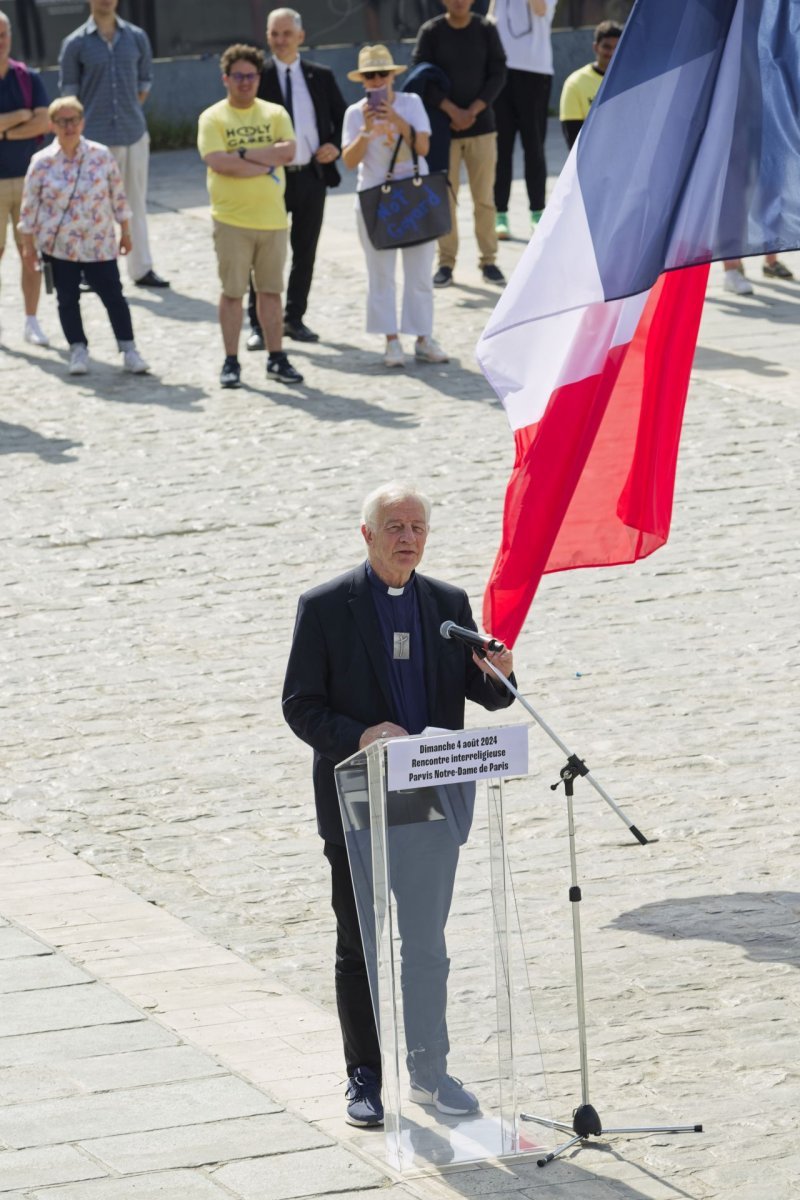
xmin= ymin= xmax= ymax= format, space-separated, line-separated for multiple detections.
xmin=384 ymin=338 xmax=405 ymax=367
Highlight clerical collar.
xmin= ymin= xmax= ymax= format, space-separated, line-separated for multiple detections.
xmin=366 ymin=562 xmax=416 ymax=597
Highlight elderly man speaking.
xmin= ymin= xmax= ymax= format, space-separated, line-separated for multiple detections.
xmin=282 ymin=482 xmax=515 ymax=1127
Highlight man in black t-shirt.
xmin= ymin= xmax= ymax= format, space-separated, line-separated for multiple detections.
xmin=0 ymin=9 xmax=50 ymax=347
xmin=412 ymin=0 xmax=506 ymax=288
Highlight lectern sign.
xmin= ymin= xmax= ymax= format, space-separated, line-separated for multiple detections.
xmin=386 ymin=725 xmax=528 ymax=790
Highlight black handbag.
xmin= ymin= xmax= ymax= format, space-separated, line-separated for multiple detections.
xmin=358 ymin=129 xmax=451 ymax=251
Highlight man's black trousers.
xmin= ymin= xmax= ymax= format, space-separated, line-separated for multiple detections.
xmin=493 ymin=68 xmax=552 ymax=214
xmin=248 ymin=166 xmax=327 ymax=329
xmin=324 ymin=822 xmax=459 ymax=1082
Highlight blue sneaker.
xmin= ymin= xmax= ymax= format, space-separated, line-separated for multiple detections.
xmin=345 ymin=1066 xmax=383 ymax=1127
xmin=409 ymin=1071 xmax=479 ymax=1116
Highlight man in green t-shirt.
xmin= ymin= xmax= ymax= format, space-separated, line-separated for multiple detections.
xmin=559 ymin=20 xmax=621 ymax=150
xmin=198 ymin=43 xmax=303 ymax=389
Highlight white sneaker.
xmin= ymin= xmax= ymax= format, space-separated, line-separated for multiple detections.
xmin=415 ymin=336 xmax=449 ymax=364
xmin=68 ymin=344 xmax=89 ymax=375
xmin=384 ymin=338 xmax=405 ymax=368
xmin=123 ymin=346 xmax=150 ymax=374
xmin=24 ymin=316 xmax=50 ymax=347
xmin=723 ymin=268 xmax=754 ymax=295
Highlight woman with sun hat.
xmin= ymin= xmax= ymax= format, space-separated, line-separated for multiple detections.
xmin=342 ymin=44 xmax=449 ymax=369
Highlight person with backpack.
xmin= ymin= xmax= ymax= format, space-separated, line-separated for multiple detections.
xmin=0 ymin=9 xmax=50 ymax=347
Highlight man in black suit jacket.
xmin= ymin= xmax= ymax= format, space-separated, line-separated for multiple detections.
xmin=246 ymin=7 xmax=346 ymax=346
xmin=282 ymin=482 xmax=515 ymax=1128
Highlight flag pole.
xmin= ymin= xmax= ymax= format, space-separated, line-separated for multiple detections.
xmin=481 ymin=657 xmax=703 ymax=1165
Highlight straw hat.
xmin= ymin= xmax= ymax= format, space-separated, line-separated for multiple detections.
xmin=347 ymin=44 xmax=407 ymax=82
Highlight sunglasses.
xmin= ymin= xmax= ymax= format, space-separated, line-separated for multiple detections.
xmin=229 ymin=71 xmax=259 ymax=82
xmin=53 ymin=116 xmax=81 ymax=127
xmin=363 ymin=70 xmax=391 ymax=80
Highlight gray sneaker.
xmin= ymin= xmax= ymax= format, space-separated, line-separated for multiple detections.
xmin=68 ymin=344 xmax=89 ymax=375
xmin=123 ymin=347 xmax=150 ymax=374
xmin=409 ymin=1071 xmax=479 ymax=1115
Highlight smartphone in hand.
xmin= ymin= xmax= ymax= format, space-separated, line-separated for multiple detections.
xmin=366 ymin=85 xmax=388 ymax=112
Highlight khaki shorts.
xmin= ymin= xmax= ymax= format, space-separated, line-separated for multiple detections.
xmin=0 ymin=177 xmax=25 ymax=252
xmin=212 ymin=220 xmax=288 ymax=298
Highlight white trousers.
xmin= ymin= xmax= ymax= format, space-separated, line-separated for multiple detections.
xmin=110 ymin=131 xmax=153 ymax=282
xmin=356 ymin=209 xmax=435 ymax=337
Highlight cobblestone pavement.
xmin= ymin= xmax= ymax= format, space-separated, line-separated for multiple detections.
xmin=1 ymin=128 xmax=799 ymax=1198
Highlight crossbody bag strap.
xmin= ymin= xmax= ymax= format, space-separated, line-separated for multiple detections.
xmin=46 ymin=151 xmax=84 ymax=258
xmin=384 ymin=125 xmax=419 ymax=183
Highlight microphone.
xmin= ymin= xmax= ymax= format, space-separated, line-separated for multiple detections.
xmin=440 ymin=620 xmax=505 ymax=654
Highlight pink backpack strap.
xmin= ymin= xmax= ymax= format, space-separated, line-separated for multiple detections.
xmin=8 ymin=59 xmax=34 ymax=110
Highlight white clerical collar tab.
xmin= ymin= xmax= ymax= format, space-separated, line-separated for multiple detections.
xmin=387 ymin=586 xmax=405 ymax=596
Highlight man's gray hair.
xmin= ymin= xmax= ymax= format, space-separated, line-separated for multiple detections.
xmin=0 ymin=11 xmax=11 ymax=28
xmin=361 ymin=482 xmax=432 ymax=531
xmin=267 ymin=7 xmax=303 ymax=29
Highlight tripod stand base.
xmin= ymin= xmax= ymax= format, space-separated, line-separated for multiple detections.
xmin=521 ymin=1108 xmax=703 ymax=1167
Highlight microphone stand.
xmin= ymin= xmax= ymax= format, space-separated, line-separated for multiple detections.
xmin=477 ymin=652 xmax=703 ymax=1168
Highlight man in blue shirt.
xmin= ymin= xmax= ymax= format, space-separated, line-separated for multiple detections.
xmin=59 ymin=0 xmax=169 ymax=288
xmin=0 ymin=8 xmax=50 ymax=346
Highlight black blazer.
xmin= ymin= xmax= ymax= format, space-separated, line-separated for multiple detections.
xmin=258 ymin=57 xmax=347 ymax=188
xmin=282 ymin=563 xmax=515 ymax=844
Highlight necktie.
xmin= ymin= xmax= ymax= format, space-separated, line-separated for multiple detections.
xmin=284 ymin=67 xmax=294 ymax=122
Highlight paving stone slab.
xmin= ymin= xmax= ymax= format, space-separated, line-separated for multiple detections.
xmin=0 ymin=1075 xmax=281 ymax=1149
xmin=0 ymin=1019 xmax=178 ymax=1068
xmin=0 ymin=1145 xmax=107 ymax=1194
xmin=27 ymin=1168 xmax=235 ymax=1199
xmin=0 ymin=1045 xmax=226 ymax=1105
xmin=211 ymin=1146 xmax=386 ymax=1199
xmin=0 ymin=928 xmax=52 ymax=960
xmin=0 ymin=955 xmax=90 ymax=995
xmin=83 ymin=1110 xmax=331 ymax=1173
xmin=0 ymin=982 xmax=144 ymax=1038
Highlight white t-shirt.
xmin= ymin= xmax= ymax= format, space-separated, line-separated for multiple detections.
xmin=343 ymin=91 xmax=431 ymax=192
xmin=492 ymin=0 xmax=555 ymax=74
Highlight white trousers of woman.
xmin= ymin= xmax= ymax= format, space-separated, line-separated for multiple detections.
xmin=356 ymin=209 xmax=436 ymax=336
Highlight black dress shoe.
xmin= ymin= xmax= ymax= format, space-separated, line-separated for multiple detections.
xmin=283 ymin=319 xmax=319 ymax=343
xmin=246 ymin=329 xmax=265 ymax=351
xmin=135 ymin=269 xmax=170 ymax=288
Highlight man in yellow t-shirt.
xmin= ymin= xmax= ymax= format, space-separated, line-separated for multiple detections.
xmin=197 ymin=43 xmax=302 ymax=389
xmin=559 ymin=20 xmax=621 ymax=150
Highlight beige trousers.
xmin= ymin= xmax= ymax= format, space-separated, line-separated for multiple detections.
xmin=438 ymin=132 xmax=498 ymax=270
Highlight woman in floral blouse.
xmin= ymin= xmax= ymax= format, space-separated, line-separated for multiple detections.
xmin=18 ymin=97 xmax=148 ymax=376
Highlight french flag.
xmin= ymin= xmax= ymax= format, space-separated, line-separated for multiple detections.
xmin=477 ymin=0 xmax=800 ymax=649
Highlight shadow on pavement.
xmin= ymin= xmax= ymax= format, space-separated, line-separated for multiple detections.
xmin=258 ymin=382 xmax=418 ymax=427
xmin=0 ymin=419 xmax=81 ymax=463
xmin=409 ymin=1151 xmax=701 ymax=1200
xmin=611 ymin=891 xmax=800 ymax=968
xmin=705 ymin=287 xmax=800 ymax=322
xmin=287 ymin=339 xmax=500 ymax=407
xmin=2 ymin=347 xmax=207 ymax=411
xmin=693 ymin=345 xmax=789 ymax=377
xmin=127 ymin=289 xmax=218 ymax=322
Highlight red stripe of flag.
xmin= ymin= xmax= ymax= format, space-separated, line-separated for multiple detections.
xmin=484 ymin=264 xmax=709 ymax=648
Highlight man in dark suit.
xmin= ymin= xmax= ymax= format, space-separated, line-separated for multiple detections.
xmin=246 ymin=7 xmax=346 ymax=347
xmin=282 ymin=482 xmax=515 ymax=1127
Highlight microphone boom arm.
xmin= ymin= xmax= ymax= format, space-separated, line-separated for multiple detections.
xmin=481 ymin=657 xmax=648 ymax=845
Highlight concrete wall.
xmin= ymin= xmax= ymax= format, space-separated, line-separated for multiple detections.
xmin=39 ymin=28 xmax=596 ymax=131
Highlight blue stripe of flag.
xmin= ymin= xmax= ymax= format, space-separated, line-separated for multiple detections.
xmin=577 ymin=0 xmax=800 ymax=301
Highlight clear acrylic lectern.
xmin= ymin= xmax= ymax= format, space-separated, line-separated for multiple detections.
xmin=334 ymin=726 xmax=551 ymax=1174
